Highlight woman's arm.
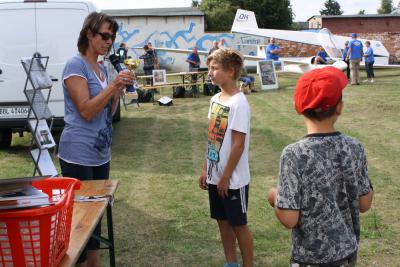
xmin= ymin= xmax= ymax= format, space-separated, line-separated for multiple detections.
xmin=65 ymin=71 xmax=132 ymax=121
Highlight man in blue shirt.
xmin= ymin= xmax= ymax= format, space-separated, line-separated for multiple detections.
xmin=265 ymin=38 xmax=280 ymax=61
xmin=186 ymin=47 xmax=201 ymax=95
xmin=346 ymin=33 xmax=363 ymax=85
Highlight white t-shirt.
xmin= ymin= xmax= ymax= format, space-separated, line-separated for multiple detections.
xmin=206 ymin=92 xmax=251 ymax=189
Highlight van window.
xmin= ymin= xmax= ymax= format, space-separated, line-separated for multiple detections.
xmin=36 ymin=2 xmax=91 ymax=63
xmin=0 ymin=4 xmax=36 ymax=64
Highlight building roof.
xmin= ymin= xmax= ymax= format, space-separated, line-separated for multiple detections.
xmin=103 ymin=7 xmax=203 ymax=17
xmin=392 ymin=8 xmax=400 ymax=15
xmin=307 ymin=15 xmax=321 ymax=21
xmin=308 ymin=14 xmax=400 ymax=21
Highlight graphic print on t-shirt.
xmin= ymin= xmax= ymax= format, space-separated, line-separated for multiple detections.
xmin=207 ymin=102 xmax=230 ymax=165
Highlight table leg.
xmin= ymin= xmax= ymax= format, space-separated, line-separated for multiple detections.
xmin=106 ymin=203 xmax=116 ymax=267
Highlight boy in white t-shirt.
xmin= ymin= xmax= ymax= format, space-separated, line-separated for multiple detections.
xmin=199 ymin=48 xmax=253 ymax=267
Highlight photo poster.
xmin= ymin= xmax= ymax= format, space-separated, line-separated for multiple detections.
xmin=28 ymin=119 xmax=55 ymax=149
xmin=30 ymin=148 xmax=58 ymax=177
xmin=258 ymin=60 xmax=279 ymax=90
xmin=153 ymin=69 xmax=167 ymax=85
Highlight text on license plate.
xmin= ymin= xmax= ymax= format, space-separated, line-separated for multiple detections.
xmin=0 ymin=106 xmax=29 ymax=119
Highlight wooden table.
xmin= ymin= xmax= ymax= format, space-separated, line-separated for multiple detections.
xmin=59 ymin=180 xmax=119 ymax=267
xmin=136 ymin=70 xmax=209 ymax=92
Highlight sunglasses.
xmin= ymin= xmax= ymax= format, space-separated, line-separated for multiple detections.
xmin=96 ymin=32 xmax=116 ymax=41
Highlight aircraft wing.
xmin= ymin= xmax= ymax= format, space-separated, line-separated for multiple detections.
xmin=132 ymin=46 xmax=312 ymax=66
xmin=131 ymin=46 xmax=210 ymax=56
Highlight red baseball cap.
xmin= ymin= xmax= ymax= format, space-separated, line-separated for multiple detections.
xmin=294 ymin=66 xmax=348 ymax=114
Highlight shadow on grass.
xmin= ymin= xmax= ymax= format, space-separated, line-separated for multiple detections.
xmin=0 ymin=145 xmax=30 ymax=154
xmin=110 ymin=195 xmax=225 ymax=266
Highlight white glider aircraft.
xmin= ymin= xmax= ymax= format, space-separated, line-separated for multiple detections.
xmin=232 ymin=9 xmax=400 ymax=70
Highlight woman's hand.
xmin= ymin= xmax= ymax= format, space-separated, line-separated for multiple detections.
xmin=110 ymin=70 xmax=136 ymax=93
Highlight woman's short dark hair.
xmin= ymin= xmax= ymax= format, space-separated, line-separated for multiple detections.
xmin=77 ymin=12 xmax=118 ymax=54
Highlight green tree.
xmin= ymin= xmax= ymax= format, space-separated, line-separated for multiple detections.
xmin=320 ymin=0 xmax=343 ymax=15
xmin=244 ymin=0 xmax=293 ymax=29
xmin=199 ymin=0 xmax=236 ymax=31
xmin=199 ymin=0 xmax=294 ymax=31
xmin=358 ymin=9 xmax=366 ymax=15
xmin=191 ymin=0 xmax=199 ymax=7
xmin=377 ymin=0 xmax=393 ymax=14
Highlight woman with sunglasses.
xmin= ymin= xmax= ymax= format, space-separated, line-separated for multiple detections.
xmin=58 ymin=12 xmax=134 ymax=267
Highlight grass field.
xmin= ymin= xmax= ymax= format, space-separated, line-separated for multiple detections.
xmin=1 ymin=69 xmax=399 ymax=266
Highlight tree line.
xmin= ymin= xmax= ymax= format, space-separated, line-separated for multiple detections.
xmin=192 ymin=0 xmax=396 ymax=31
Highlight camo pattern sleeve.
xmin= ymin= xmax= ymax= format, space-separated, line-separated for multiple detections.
xmin=276 ymin=132 xmax=372 ymax=264
xmin=276 ymin=146 xmax=301 ymax=210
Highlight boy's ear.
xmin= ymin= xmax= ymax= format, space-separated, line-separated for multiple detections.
xmin=335 ymin=101 xmax=344 ymax=115
xmin=228 ymin=67 xmax=236 ymax=78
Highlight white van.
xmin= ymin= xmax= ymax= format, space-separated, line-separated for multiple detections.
xmin=0 ymin=0 xmax=97 ymax=147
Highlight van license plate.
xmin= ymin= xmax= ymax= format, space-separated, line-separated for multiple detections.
xmin=0 ymin=106 xmax=30 ymax=119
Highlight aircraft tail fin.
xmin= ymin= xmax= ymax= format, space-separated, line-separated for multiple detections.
xmin=231 ymin=9 xmax=258 ymax=33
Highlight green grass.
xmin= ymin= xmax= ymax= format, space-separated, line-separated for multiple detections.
xmin=1 ymin=69 xmax=399 ymax=266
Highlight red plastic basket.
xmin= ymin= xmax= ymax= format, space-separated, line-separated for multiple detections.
xmin=0 ymin=177 xmax=80 ymax=267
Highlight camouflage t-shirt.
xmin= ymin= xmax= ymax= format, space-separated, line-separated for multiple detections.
xmin=276 ymin=132 xmax=372 ymax=264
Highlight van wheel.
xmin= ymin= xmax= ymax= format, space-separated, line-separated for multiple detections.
xmin=0 ymin=129 xmax=12 ymax=148
xmin=113 ymin=101 xmax=121 ymax=122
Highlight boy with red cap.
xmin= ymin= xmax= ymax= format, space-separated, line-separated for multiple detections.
xmin=267 ymin=67 xmax=374 ymax=267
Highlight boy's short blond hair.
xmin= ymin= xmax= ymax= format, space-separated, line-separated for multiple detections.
xmin=206 ymin=48 xmax=243 ymax=80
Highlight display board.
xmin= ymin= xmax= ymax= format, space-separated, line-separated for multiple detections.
xmin=258 ymin=60 xmax=279 ymax=90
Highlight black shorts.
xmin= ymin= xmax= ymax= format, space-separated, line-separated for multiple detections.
xmin=208 ymin=184 xmax=249 ymax=226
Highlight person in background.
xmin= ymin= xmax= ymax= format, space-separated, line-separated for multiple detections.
xmin=314 ymin=47 xmax=328 ymax=64
xmin=265 ymin=37 xmax=281 ymax=61
xmin=59 ymin=12 xmax=134 ymax=267
xmin=239 ymin=67 xmax=256 ymax=94
xmin=205 ymin=41 xmax=221 ymax=95
xmin=346 ymin=33 xmax=363 ymax=85
xmin=139 ymin=44 xmax=156 ymax=85
xmin=342 ymin=41 xmax=350 ymax=79
xmin=200 ymin=48 xmax=253 ymax=267
xmin=363 ymin=41 xmax=375 ymax=83
xmin=187 ymin=46 xmax=201 ymax=71
xmin=147 ymin=42 xmax=159 ymax=69
xmin=117 ymin=42 xmax=128 ymax=62
xmin=186 ymin=46 xmax=201 ymax=95
xmin=268 ymin=67 xmax=374 ymax=267
xmin=208 ymin=40 xmax=220 ymax=56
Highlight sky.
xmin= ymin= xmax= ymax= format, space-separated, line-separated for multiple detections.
xmin=91 ymin=0 xmax=400 ymax=21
